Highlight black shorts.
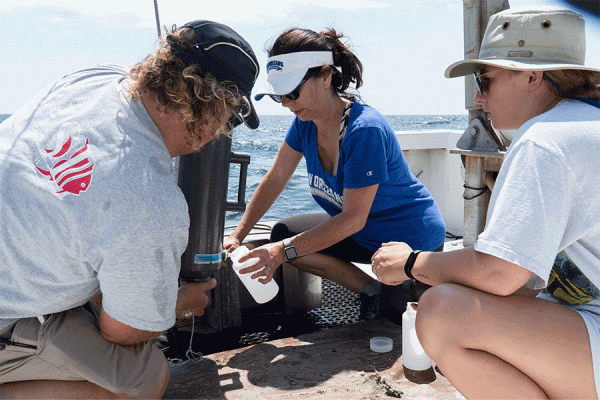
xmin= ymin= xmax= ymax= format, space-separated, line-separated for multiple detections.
xmin=270 ymin=212 xmax=375 ymax=264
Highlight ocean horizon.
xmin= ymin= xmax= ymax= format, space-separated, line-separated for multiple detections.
xmin=0 ymin=113 xmax=468 ymax=225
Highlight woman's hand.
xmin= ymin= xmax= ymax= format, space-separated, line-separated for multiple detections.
xmin=371 ymin=241 xmax=413 ymax=285
xmin=237 ymin=242 xmax=286 ymax=284
xmin=223 ymin=235 xmax=241 ymax=268
xmin=175 ymin=278 xmax=217 ymax=319
xmin=223 ymin=234 xmax=241 ymax=252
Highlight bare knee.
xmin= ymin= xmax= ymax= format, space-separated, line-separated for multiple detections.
xmin=416 ymin=284 xmax=479 ymax=358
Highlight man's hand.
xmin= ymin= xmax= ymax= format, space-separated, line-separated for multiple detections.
xmin=175 ymin=278 xmax=217 ymax=319
xmin=371 ymin=241 xmax=413 ymax=285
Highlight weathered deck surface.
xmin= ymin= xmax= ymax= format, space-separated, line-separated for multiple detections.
xmin=164 ymin=318 xmax=465 ymax=400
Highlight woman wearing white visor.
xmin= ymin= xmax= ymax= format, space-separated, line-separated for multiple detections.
xmin=224 ymin=27 xmax=446 ymax=321
xmin=372 ymin=7 xmax=600 ymax=399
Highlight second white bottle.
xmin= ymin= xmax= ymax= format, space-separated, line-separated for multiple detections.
xmin=402 ymin=301 xmax=432 ymax=371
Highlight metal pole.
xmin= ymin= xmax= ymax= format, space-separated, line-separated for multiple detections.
xmin=153 ymin=0 xmax=161 ymax=38
xmin=460 ymin=0 xmax=509 ymax=246
xmin=462 ymin=0 xmax=509 ymax=114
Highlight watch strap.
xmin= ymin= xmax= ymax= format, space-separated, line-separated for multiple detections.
xmin=404 ymin=250 xmax=422 ymax=280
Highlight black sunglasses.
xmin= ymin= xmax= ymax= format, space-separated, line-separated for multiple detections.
xmin=270 ymin=69 xmax=320 ymax=103
xmin=473 ymin=71 xmax=495 ymax=94
xmin=228 ymin=98 xmax=251 ymax=129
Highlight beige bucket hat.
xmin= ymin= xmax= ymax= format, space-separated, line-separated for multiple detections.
xmin=445 ymin=7 xmax=600 ymax=82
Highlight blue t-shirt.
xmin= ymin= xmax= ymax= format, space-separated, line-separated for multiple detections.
xmin=285 ymin=100 xmax=445 ymax=252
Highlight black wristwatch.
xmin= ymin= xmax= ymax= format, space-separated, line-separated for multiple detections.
xmin=282 ymin=238 xmax=298 ymax=262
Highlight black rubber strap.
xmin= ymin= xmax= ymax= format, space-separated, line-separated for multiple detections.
xmin=404 ymin=250 xmax=423 ymax=280
xmin=0 ymin=337 xmax=37 ymax=350
xmin=463 ymin=184 xmax=488 ymax=200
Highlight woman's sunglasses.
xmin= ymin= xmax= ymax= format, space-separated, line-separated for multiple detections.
xmin=473 ymin=72 xmax=490 ymax=94
xmin=473 ymin=70 xmax=499 ymax=94
xmin=270 ymin=69 xmax=320 ymax=103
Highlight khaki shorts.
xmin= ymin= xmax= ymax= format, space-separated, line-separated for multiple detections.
xmin=0 ymin=302 xmax=166 ymax=398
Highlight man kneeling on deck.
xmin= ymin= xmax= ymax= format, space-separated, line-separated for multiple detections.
xmin=0 ymin=21 xmax=259 ymax=398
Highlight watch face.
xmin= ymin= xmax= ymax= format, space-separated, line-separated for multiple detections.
xmin=284 ymin=244 xmax=297 ymax=261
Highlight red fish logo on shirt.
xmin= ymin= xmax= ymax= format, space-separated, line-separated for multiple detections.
xmin=35 ymin=135 xmax=95 ymax=195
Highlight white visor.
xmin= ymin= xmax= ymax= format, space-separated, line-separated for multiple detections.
xmin=254 ymin=51 xmax=334 ymax=100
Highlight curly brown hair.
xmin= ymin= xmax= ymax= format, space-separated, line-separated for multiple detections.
xmin=125 ymin=25 xmax=250 ymax=151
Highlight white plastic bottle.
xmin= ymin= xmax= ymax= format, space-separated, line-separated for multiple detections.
xmin=229 ymin=246 xmax=279 ymax=304
xmin=402 ymin=302 xmax=432 ymax=371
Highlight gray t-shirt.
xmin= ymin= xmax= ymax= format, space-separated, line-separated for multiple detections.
xmin=0 ymin=65 xmax=189 ymax=332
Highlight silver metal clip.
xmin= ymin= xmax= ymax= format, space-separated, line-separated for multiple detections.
xmin=456 ymin=117 xmax=506 ymax=152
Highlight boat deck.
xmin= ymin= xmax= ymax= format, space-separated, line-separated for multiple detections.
xmin=164 ymin=317 xmax=464 ymax=400
xmin=162 ymin=223 xmax=465 ymax=398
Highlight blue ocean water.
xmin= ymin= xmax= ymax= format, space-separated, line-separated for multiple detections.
xmin=0 ymin=113 xmax=468 ymax=225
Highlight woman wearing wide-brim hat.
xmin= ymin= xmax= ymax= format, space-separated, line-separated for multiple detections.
xmin=372 ymin=6 xmax=600 ymax=399
xmin=224 ymin=27 xmax=447 ymax=321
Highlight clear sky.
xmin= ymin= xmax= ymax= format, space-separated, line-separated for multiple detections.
xmin=1 ymin=0 xmax=599 ymax=116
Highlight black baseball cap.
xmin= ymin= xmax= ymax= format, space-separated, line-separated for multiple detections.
xmin=167 ymin=20 xmax=260 ymax=129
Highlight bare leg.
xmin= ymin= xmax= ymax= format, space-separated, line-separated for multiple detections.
xmin=0 ymin=354 xmax=170 ymax=399
xmin=417 ymin=284 xmax=597 ymax=400
xmin=292 ymin=253 xmax=375 ymax=293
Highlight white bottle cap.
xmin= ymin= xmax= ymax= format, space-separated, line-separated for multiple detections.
xmin=370 ymin=336 xmax=393 ymax=353
xmin=406 ymin=302 xmax=418 ymax=317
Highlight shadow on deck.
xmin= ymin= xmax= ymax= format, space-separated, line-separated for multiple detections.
xmin=163 ymin=317 xmax=464 ymax=400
